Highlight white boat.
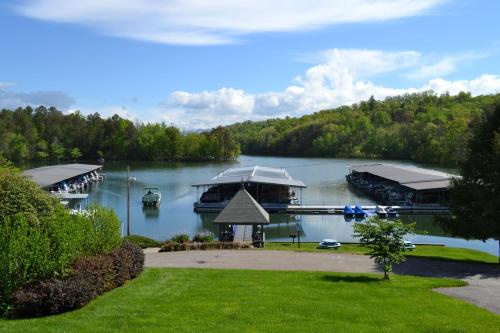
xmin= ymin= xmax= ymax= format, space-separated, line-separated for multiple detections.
xmin=142 ymin=187 xmax=161 ymax=207
xmin=318 ymin=239 xmax=341 ymax=249
xmin=375 ymin=205 xmax=388 ymax=218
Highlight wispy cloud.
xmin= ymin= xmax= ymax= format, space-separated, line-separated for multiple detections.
xmin=15 ymin=0 xmax=446 ymax=45
xmin=0 ymin=87 xmax=75 ymax=110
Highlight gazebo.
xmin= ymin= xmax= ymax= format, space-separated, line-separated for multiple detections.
xmin=214 ymin=188 xmax=270 ymax=247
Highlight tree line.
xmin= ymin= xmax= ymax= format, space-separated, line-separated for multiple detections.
xmin=0 ymin=106 xmax=239 ymax=162
xmin=226 ymin=91 xmax=500 ymax=166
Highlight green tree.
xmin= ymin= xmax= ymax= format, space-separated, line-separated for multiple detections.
xmin=50 ymin=138 xmax=65 ymax=160
xmin=443 ymin=102 xmax=500 ymax=262
xmin=353 ymin=217 xmax=415 ymax=279
xmin=70 ymin=147 xmax=82 ymax=160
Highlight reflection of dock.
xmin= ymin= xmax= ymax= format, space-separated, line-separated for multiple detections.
xmin=194 ymin=203 xmax=451 ymax=215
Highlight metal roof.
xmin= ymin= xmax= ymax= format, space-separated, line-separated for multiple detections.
xmin=23 ymin=164 xmax=102 ymax=187
xmin=349 ymin=163 xmax=456 ymax=190
xmin=192 ymin=165 xmax=306 ymax=188
xmin=214 ymin=189 xmax=270 ymax=225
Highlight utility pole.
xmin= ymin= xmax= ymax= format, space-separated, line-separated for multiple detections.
xmin=127 ymin=165 xmax=131 ymax=236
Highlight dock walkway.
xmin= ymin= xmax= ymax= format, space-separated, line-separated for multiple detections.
xmin=233 ymin=225 xmax=253 ymax=243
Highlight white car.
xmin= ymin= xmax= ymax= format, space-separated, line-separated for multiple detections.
xmin=403 ymin=240 xmax=416 ymax=250
xmin=318 ymin=239 xmax=341 ymax=249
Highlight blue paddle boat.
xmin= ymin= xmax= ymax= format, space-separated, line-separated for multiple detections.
xmin=354 ymin=205 xmax=367 ymax=217
xmin=343 ymin=205 xmax=355 ymax=217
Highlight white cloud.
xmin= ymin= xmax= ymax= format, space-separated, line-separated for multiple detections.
xmin=162 ymin=49 xmax=500 ymax=129
xmin=0 ymin=87 xmax=75 ymax=110
xmin=15 ymin=0 xmax=445 ymax=45
xmin=407 ymin=51 xmax=488 ymax=79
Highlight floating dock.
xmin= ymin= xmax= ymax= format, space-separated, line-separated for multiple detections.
xmin=194 ymin=203 xmax=451 ymax=215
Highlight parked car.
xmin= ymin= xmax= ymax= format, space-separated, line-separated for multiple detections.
xmin=318 ymin=239 xmax=342 ymax=249
xmin=403 ymin=240 xmax=416 ymax=250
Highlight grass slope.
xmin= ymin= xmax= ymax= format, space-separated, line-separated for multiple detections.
xmin=1 ymin=268 xmax=499 ymax=333
xmin=264 ymin=242 xmax=499 ymax=264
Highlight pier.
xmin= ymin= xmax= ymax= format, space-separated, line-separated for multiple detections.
xmin=195 ymin=203 xmax=450 ymax=215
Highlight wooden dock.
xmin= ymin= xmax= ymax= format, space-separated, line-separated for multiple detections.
xmin=194 ymin=203 xmax=451 ymax=215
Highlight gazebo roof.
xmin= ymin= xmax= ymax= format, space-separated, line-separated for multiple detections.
xmin=214 ymin=188 xmax=270 ymax=225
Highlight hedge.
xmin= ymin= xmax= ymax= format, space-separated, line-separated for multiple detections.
xmin=160 ymin=241 xmax=251 ymax=252
xmin=10 ymin=241 xmax=144 ymax=317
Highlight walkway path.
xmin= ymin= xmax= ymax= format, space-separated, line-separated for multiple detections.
xmin=144 ymin=249 xmax=500 ymax=314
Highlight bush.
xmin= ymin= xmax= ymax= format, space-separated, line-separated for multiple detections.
xmin=123 ymin=235 xmax=161 ymax=248
xmin=84 ymin=203 xmax=122 ymax=256
xmin=171 ymin=232 xmax=190 ymax=244
xmin=159 ymin=241 xmax=251 ymax=252
xmin=192 ymin=231 xmax=215 ymax=243
xmin=11 ymin=241 xmax=144 ymax=317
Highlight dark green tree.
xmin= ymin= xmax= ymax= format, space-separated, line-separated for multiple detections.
xmin=353 ymin=217 xmax=415 ymax=279
xmin=443 ymin=102 xmax=500 ymax=262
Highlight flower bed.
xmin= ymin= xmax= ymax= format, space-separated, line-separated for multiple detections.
xmin=159 ymin=241 xmax=251 ymax=252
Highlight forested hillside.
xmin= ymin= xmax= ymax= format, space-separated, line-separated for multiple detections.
xmin=0 ymin=107 xmax=239 ymax=162
xmin=227 ymin=92 xmax=500 ymax=166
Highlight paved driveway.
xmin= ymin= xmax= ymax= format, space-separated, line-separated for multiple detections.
xmin=144 ymin=249 xmax=500 ymax=314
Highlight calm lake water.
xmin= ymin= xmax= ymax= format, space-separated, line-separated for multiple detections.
xmin=76 ymin=155 xmax=498 ymax=255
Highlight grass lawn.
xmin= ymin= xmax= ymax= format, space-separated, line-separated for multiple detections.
xmin=1 ymin=268 xmax=499 ymax=333
xmin=264 ymin=242 xmax=499 ymax=264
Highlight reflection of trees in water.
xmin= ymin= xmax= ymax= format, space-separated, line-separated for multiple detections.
xmin=399 ymin=215 xmax=449 ymax=237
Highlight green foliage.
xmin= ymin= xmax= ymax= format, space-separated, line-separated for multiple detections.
xmin=192 ymin=231 xmax=215 ymax=243
xmin=353 ymin=217 xmax=415 ymax=279
xmin=170 ymin=232 xmax=190 ymax=244
xmin=123 ymin=235 xmax=161 ymax=249
xmin=0 ymin=168 xmax=123 ymax=311
xmin=0 ymin=169 xmax=58 ymax=223
xmin=83 ymin=204 xmax=122 ymax=256
xmin=443 ymin=101 xmax=500 ymax=260
xmin=0 ymin=107 xmax=239 ymax=162
xmin=227 ymin=91 xmax=500 ymax=166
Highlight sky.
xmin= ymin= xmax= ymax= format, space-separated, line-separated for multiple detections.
xmin=1 ymin=0 xmax=500 ymax=129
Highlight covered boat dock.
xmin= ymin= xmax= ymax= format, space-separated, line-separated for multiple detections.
xmin=193 ymin=165 xmax=306 ymax=212
xmin=23 ymin=163 xmax=104 ymax=197
xmin=346 ymin=163 xmax=457 ymax=206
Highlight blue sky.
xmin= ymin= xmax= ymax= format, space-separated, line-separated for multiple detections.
xmin=1 ymin=0 xmax=500 ymax=128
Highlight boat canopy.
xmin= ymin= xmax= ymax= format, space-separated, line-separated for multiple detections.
xmin=192 ymin=165 xmax=306 ymax=188
xmin=23 ymin=164 xmax=102 ymax=188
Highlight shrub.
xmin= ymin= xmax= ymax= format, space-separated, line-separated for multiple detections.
xmin=11 ymin=242 xmax=144 ymax=317
xmin=171 ymin=232 xmax=190 ymax=244
xmin=159 ymin=241 xmax=251 ymax=252
xmin=83 ymin=203 xmax=122 ymax=256
xmin=123 ymin=235 xmax=161 ymax=248
xmin=193 ymin=231 xmax=215 ymax=243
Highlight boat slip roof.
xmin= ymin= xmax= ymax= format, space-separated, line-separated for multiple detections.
xmin=349 ymin=163 xmax=457 ymax=190
xmin=23 ymin=164 xmax=102 ymax=187
xmin=192 ymin=165 xmax=307 ymax=188
xmin=214 ymin=189 xmax=270 ymax=225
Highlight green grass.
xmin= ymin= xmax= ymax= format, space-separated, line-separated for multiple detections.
xmin=1 ymin=268 xmax=498 ymax=332
xmin=264 ymin=242 xmax=499 ymax=264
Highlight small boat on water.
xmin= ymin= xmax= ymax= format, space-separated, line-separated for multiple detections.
xmin=387 ymin=206 xmax=399 ymax=218
xmin=343 ymin=205 xmax=355 ymax=217
xmin=354 ymin=205 xmax=367 ymax=217
xmin=142 ymin=187 xmax=161 ymax=207
xmin=375 ymin=205 xmax=387 ymax=218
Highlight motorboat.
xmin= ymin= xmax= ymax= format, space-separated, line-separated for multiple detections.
xmin=142 ymin=187 xmax=161 ymax=207
xmin=318 ymin=239 xmax=341 ymax=249
xmin=343 ymin=205 xmax=355 ymax=217
xmin=403 ymin=240 xmax=416 ymax=250
xmin=354 ymin=205 xmax=367 ymax=217
xmin=375 ymin=205 xmax=387 ymax=218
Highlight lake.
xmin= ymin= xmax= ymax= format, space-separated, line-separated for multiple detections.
xmin=76 ymin=155 xmax=498 ymax=255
